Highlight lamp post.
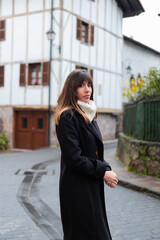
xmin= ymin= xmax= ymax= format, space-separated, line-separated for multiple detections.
xmin=46 ymin=0 xmax=55 ymax=147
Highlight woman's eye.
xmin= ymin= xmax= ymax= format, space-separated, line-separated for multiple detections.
xmin=88 ymin=84 xmax=92 ymax=87
xmin=80 ymin=84 xmax=84 ymax=87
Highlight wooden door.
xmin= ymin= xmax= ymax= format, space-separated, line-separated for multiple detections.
xmin=32 ymin=111 xmax=48 ymax=150
xmin=15 ymin=110 xmax=48 ymax=150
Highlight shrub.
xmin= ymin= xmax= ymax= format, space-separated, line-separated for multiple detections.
xmin=141 ymin=67 xmax=160 ymax=97
xmin=123 ymin=67 xmax=160 ymax=102
xmin=123 ymin=76 xmax=145 ymax=101
xmin=0 ymin=133 xmax=9 ymax=150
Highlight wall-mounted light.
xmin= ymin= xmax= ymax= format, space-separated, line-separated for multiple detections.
xmin=126 ymin=65 xmax=132 ymax=74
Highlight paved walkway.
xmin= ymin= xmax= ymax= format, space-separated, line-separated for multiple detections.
xmin=0 ymin=143 xmax=160 ymax=240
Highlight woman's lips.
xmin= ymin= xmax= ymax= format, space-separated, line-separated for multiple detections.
xmin=84 ymin=95 xmax=90 ymax=98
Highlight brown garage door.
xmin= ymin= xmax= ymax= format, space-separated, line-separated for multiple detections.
xmin=15 ymin=110 xmax=48 ymax=150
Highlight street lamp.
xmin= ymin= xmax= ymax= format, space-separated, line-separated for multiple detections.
xmin=46 ymin=29 xmax=56 ymax=41
xmin=46 ymin=0 xmax=54 ymax=147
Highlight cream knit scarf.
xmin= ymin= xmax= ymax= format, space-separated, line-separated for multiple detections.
xmin=77 ymin=100 xmax=97 ymax=121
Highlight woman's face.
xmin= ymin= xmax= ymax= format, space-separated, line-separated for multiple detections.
xmin=76 ymin=81 xmax=92 ymax=103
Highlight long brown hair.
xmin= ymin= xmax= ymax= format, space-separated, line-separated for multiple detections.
xmin=55 ymin=69 xmax=95 ymax=125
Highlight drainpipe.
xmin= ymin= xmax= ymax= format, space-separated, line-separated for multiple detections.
xmin=48 ymin=0 xmax=54 ymax=146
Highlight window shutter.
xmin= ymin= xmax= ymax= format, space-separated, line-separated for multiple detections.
xmin=0 ymin=20 xmax=5 ymax=41
xmin=90 ymin=69 xmax=93 ymax=79
xmin=75 ymin=65 xmax=81 ymax=69
xmin=91 ymin=25 xmax=94 ymax=46
xmin=28 ymin=64 xmax=33 ymax=85
xmin=0 ymin=66 xmax=4 ymax=87
xmin=85 ymin=24 xmax=89 ymax=43
xmin=77 ymin=19 xmax=82 ymax=41
xmin=42 ymin=62 xmax=49 ymax=86
xmin=20 ymin=64 xmax=26 ymax=86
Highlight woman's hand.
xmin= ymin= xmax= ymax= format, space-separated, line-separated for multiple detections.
xmin=103 ymin=171 xmax=118 ymax=188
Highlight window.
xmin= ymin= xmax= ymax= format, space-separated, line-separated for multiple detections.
xmin=0 ymin=20 xmax=5 ymax=41
xmin=38 ymin=118 xmax=43 ymax=129
xmin=28 ymin=63 xmax=42 ymax=85
xmin=77 ymin=19 xmax=94 ymax=46
xmin=76 ymin=65 xmax=93 ymax=79
xmin=22 ymin=118 xmax=28 ymax=128
xmin=19 ymin=62 xmax=49 ymax=86
xmin=82 ymin=22 xmax=89 ymax=44
xmin=0 ymin=66 xmax=4 ymax=87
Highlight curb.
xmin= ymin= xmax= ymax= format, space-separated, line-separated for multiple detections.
xmin=103 ymin=139 xmax=118 ymax=149
xmin=118 ymin=179 xmax=160 ymax=200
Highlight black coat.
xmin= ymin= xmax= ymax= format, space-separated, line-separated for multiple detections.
xmin=56 ymin=109 xmax=112 ymax=240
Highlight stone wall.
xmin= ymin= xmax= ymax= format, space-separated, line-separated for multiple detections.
xmin=41 ymin=112 xmax=122 ymax=147
xmin=116 ymin=113 xmax=123 ymax=137
xmin=50 ymin=112 xmax=58 ymax=147
xmin=117 ymin=133 xmax=160 ymax=177
xmin=51 ymin=112 xmax=120 ymax=146
xmin=0 ymin=107 xmax=14 ymax=148
xmin=97 ymin=113 xmax=117 ymax=141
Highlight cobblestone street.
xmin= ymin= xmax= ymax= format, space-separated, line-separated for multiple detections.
xmin=0 ymin=147 xmax=160 ymax=240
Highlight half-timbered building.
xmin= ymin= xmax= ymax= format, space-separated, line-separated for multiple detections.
xmin=0 ymin=0 xmax=144 ymax=149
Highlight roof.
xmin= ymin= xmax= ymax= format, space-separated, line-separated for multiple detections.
xmin=116 ymin=0 xmax=145 ymax=18
xmin=124 ymin=35 xmax=160 ymax=55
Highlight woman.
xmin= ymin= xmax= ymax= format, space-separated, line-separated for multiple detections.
xmin=55 ymin=69 xmax=118 ymax=240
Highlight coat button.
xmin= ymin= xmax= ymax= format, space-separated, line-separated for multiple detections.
xmin=95 ymin=151 xmax=98 ymax=156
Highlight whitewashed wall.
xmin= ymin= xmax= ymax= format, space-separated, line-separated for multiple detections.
xmin=62 ymin=0 xmax=123 ymax=111
xmin=123 ymin=38 xmax=160 ymax=103
xmin=0 ymin=65 xmax=11 ymax=105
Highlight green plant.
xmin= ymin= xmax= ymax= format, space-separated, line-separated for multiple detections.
xmin=139 ymin=147 xmax=147 ymax=156
xmin=0 ymin=133 xmax=9 ymax=150
xmin=123 ymin=66 xmax=160 ymax=102
xmin=56 ymin=143 xmax=60 ymax=148
xmin=142 ymin=67 xmax=160 ymax=97
xmin=123 ymin=76 xmax=145 ymax=101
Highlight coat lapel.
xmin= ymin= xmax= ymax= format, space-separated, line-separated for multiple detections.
xmin=92 ymin=120 xmax=103 ymax=141
xmin=80 ymin=118 xmax=102 ymax=142
xmin=76 ymin=110 xmax=102 ymax=142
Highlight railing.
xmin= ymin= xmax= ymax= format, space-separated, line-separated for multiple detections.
xmin=123 ymin=95 xmax=160 ymax=141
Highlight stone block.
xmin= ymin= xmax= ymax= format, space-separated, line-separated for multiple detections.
xmin=129 ymin=159 xmax=147 ymax=173
xmin=148 ymin=146 xmax=157 ymax=157
xmin=147 ymin=161 xmax=160 ymax=176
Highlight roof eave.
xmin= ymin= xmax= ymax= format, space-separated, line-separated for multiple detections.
xmin=123 ymin=9 xmax=144 ymax=18
xmin=116 ymin=0 xmax=145 ymax=18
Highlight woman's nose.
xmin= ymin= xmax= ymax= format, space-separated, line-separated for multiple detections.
xmin=84 ymin=85 xmax=90 ymax=92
